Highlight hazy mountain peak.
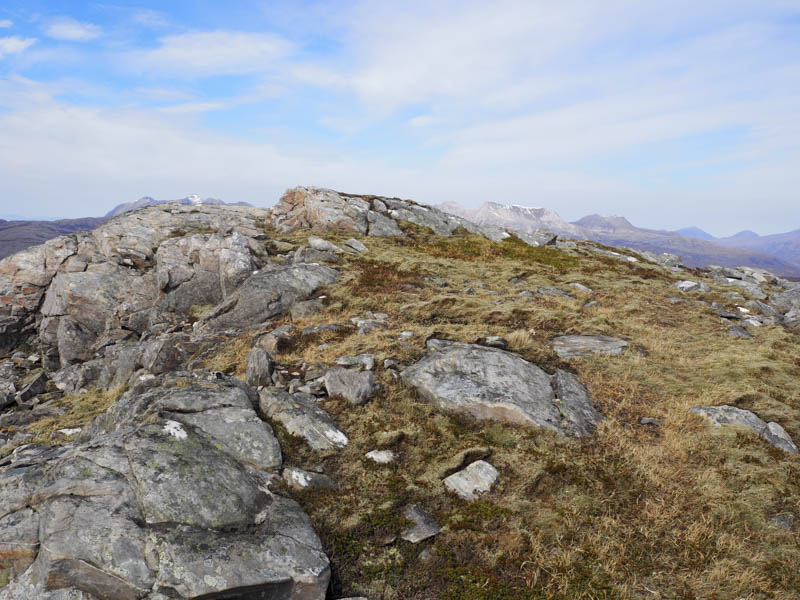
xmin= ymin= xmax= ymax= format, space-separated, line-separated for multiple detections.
xmin=675 ymin=226 xmax=716 ymax=240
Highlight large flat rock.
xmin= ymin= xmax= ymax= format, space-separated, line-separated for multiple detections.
xmin=401 ymin=342 xmax=601 ymax=437
xmin=691 ymin=405 xmax=798 ymax=454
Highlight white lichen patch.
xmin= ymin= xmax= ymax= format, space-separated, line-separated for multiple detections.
xmin=163 ymin=420 xmax=188 ymax=440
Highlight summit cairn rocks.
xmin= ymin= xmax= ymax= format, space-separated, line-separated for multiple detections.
xmin=401 ymin=342 xmax=601 ymax=437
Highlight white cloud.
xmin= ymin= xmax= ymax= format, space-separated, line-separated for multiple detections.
xmin=45 ymin=17 xmax=102 ymax=41
xmin=129 ymin=31 xmax=293 ymax=76
xmin=0 ymin=36 xmax=36 ymax=58
xmin=0 ymin=19 xmax=12 ymax=28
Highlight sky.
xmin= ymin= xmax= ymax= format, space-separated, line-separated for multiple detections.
xmin=0 ymin=1 xmax=799 ymax=236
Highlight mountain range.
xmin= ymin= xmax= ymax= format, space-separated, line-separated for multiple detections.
xmin=438 ymin=202 xmax=800 ymax=277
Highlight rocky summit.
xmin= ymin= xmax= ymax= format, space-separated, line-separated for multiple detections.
xmin=1 ymin=186 xmax=799 ymax=599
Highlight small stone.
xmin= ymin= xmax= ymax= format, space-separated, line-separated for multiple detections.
xmin=443 ymin=460 xmax=498 ymax=501
xmin=344 ymin=238 xmax=368 ymax=253
xmin=308 ymin=236 xmax=343 ymax=253
xmin=551 ymin=335 xmax=628 ymax=359
xmin=639 ymin=417 xmax=662 ymax=427
xmin=771 ymin=513 xmax=794 ymax=530
xmin=290 ymin=298 xmax=325 ymax=320
xmin=670 ymin=280 xmax=710 ymax=293
xmin=538 ymin=286 xmax=573 ymax=299
xmin=400 ymin=504 xmax=441 ymax=543
xmin=365 ymin=449 xmax=395 ymax=464
xmin=398 ymin=330 xmax=414 ymax=341
xmin=667 ymin=296 xmax=688 ymax=304
xmin=282 ymin=466 xmax=335 ymax=490
xmin=518 ymin=290 xmax=535 ymax=298
xmin=324 ymin=368 xmax=377 ymax=405
xmin=383 ymin=357 xmax=403 ymax=370
xmin=245 ymin=347 xmax=274 ymax=388
xmin=465 ymin=287 xmax=476 ymax=295
xmin=425 ymin=276 xmax=448 ymax=287
xmin=728 ymin=325 xmax=753 ymax=339
xmin=475 ymin=336 xmax=508 ymax=349
xmin=568 ymin=282 xmax=593 ymax=294
xmin=335 ymin=354 xmax=377 ymax=371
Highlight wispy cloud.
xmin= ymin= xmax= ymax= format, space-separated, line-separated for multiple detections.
xmin=0 ymin=36 xmax=36 ymax=58
xmin=0 ymin=19 xmax=13 ymax=28
xmin=44 ymin=17 xmax=102 ymax=41
xmin=128 ymin=31 xmax=293 ymax=76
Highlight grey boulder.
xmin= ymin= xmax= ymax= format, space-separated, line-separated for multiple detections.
xmin=259 ymin=388 xmax=349 ymax=451
xmin=324 ymin=368 xmax=377 ymax=405
xmin=401 ymin=342 xmax=601 ymax=436
xmin=691 ymin=405 xmax=798 ymax=453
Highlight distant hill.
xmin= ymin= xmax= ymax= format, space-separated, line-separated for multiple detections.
xmin=0 ymin=217 xmax=108 ymax=260
xmin=675 ymin=226 xmax=716 ymax=241
xmin=438 ymin=201 xmax=800 ymax=277
xmin=1 ymin=196 xmax=255 ymax=260
xmin=716 ymin=228 xmax=800 ymax=270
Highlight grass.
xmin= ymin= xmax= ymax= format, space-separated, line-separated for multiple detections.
xmin=258 ymin=226 xmax=800 ymax=600
xmin=26 ymin=387 xmax=125 ymax=442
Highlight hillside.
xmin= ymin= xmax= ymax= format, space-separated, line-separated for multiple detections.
xmin=0 ymin=216 xmax=107 ymax=260
xmin=439 ymin=202 xmax=800 ymax=277
xmin=1 ymin=187 xmax=799 ymax=599
xmin=716 ymin=229 xmax=800 ymax=270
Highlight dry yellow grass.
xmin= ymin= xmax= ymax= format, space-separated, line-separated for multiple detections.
xmin=263 ymin=226 xmax=800 ymax=600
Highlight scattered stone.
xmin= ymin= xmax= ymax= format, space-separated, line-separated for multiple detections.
xmin=308 ymin=236 xmax=343 ymax=253
xmin=475 ymin=336 xmax=508 ymax=349
xmin=283 ymin=466 xmax=335 ymax=490
xmin=728 ymin=325 xmax=753 ymax=339
xmin=551 ymin=335 xmax=629 ymax=359
xmin=464 ymin=287 xmax=476 ymax=295
xmin=344 ymin=238 xmax=368 ymax=253
xmin=351 ymin=314 xmax=388 ymax=336
xmin=365 ymin=449 xmax=396 ymax=464
xmin=666 ymin=296 xmax=687 ymax=304
xmin=771 ymin=285 xmax=800 ymax=312
xmin=335 ymin=354 xmax=377 ymax=371
xmin=783 ymin=309 xmax=800 ymax=330
xmin=583 ymin=300 xmax=599 ymax=308
xmin=568 ymin=282 xmax=593 ymax=294
xmin=639 ymin=417 xmax=663 ymax=427
xmin=14 ymin=371 xmax=48 ymax=404
xmin=400 ymin=504 xmax=441 ymax=543
xmin=670 ymin=280 xmax=710 ymax=293
xmin=437 ymin=447 xmax=492 ymax=479
xmin=245 ymin=347 xmax=275 ymax=388
xmin=443 ymin=460 xmax=498 ymax=501
xmin=425 ymin=276 xmax=448 ymax=287
xmin=383 ymin=358 xmax=403 ymax=370
xmin=516 ymin=230 xmax=558 ymax=246
xmin=518 ymin=290 xmax=535 ymax=298
xmin=324 ymin=368 xmax=377 ymax=405
xmin=538 ymin=286 xmax=573 ymax=299
xmin=771 ymin=513 xmax=795 ymax=530
xmin=291 ymin=298 xmax=325 ymax=320
xmin=257 ymin=325 xmax=297 ymax=354
xmin=259 ymin=388 xmax=348 ymax=451
xmin=691 ymin=405 xmax=798 ymax=453
xmin=402 ymin=342 xmax=601 ymax=436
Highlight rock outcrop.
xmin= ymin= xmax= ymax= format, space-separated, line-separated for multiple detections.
xmin=0 ymin=374 xmax=330 ymax=600
xmin=691 ymin=405 xmax=798 ymax=453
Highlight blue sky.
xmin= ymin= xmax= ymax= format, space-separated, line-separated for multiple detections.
xmin=0 ymin=1 xmax=799 ymax=235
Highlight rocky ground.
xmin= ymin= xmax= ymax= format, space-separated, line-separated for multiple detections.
xmin=0 ymin=187 xmax=799 ymax=599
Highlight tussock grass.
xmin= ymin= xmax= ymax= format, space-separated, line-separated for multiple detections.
xmin=27 ymin=387 xmax=126 ymax=442
xmin=231 ymin=228 xmax=800 ymax=598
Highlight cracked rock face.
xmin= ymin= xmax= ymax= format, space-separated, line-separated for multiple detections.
xmin=400 ymin=342 xmax=602 ymax=437
xmin=0 ymin=376 xmax=329 ymax=600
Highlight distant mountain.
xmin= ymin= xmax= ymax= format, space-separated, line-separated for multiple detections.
xmin=715 ymin=228 xmax=800 ymax=270
xmin=0 ymin=217 xmax=107 ymax=260
xmin=437 ymin=201 xmax=800 ymax=277
xmin=105 ymin=195 xmax=251 ymax=217
xmin=721 ymin=230 xmax=760 ymax=241
xmin=674 ymin=227 xmax=716 ymax=241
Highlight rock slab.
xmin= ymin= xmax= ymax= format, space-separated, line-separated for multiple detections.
xmin=691 ymin=405 xmax=798 ymax=453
